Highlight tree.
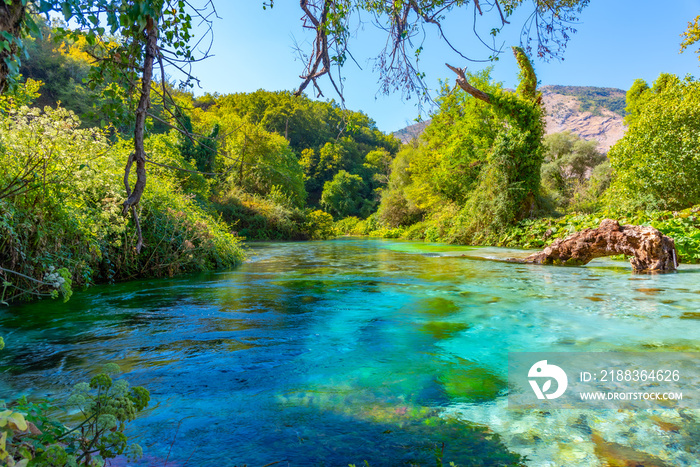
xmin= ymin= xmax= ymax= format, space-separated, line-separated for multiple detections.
xmin=374 ymin=47 xmax=546 ymax=240
xmin=321 ymin=170 xmax=372 ymax=218
xmin=364 ymin=148 xmax=393 ymax=186
xmin=411 ymin=68 xmax=503 ymax=208
xmin=208 ymin=90 xmax=398 ymax=206
xmin=1 ymin=0 xmax=591 ymax=252
xmin=624 ymin=78 xmax=650 ymax=125
xmin=215 ymin=114 xmax=307 ymax=207
xmin=1 ymin=1 xmax=217 ymax=252
xmin=446 ymin=47 xmax=546 ymax=237
xmin=284 ymin=0 xmax=589 ymax=101
xmin=608 ymin=73 xmax=700 ymax=211
xmin=540 ymin=131 xmax=606 ymax=211
xmin=542 ymin=132 xmax=604 ymax=185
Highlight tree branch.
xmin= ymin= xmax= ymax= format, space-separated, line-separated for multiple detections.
xmin=445 ymin=63 xmax=491 ymax=104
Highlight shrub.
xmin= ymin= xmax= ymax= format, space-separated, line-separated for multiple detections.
xmin=334 ymin=216 xmax=361 ymax=235
xmin=212 ymin=186 xmax=308 ymax=240
xmin=377 ymin=188 xmax=423 ymax=228
xmin=305 ymin=210 xmax=336 ymax=240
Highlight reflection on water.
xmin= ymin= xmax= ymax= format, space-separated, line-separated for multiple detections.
xmin=1 ymin=238 xmax=700 ymax=466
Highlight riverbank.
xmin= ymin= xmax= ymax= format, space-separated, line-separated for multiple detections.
xmin=334 ymin=205 xmax=700 ymax=264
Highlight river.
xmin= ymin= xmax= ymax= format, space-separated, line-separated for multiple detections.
xmin=1 ymin=238 xmax=700 ymax=466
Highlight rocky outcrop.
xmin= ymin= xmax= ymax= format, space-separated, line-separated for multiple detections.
xmin=514 ymin=219 xmax=678 ymax=272
xmin=541 ymin=88 xmax=626 ymax=153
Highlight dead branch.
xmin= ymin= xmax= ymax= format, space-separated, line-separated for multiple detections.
xmin=445 ymin=63 xmax=491 ymax=103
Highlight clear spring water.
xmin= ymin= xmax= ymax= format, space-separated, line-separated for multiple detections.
xmin=2 ymin=238 xmax=700 ymax=466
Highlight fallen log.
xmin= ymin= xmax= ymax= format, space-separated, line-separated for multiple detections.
xmin=512 ymin=219 xmax=678 ymax=272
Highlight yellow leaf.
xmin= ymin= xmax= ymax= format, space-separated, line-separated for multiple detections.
xmin=0 ymin=409 xmax=11 ymax=427
xmin=0 ymin=431 xmax=7 ymax=460
xmin=8 ymin=412 xmax=27 ymax=432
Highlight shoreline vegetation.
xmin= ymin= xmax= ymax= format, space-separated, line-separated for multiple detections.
xmin=333 ymin=206 xmax=700 ymax=265
xmin=2 ymin=27 xmax=700 ymax=304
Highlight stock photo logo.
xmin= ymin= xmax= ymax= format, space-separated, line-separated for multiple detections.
xmin=528 ymin=360 xmax=568 ymax=400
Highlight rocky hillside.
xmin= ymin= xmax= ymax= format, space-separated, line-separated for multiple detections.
xmin=393 ymin=85 xmax=628 ymax=153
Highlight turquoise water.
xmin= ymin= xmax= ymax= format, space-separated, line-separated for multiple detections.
xmin=2 ymin=238 xmax=700 ymax=466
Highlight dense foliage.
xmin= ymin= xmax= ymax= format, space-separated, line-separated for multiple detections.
xmin=337 ymin=66 xmax=700 ymax=263
xmin=370 ymin=48 xmax=546 ymax=244
xmin=196 ymin=90 xmax=399 ymax=207
xmin=6 ymin=4 xmax=700 ymax=467
xmin=607 ymin=74 xmax=700 ymax=211
xmin=540 ymin=131 xmax=609 ymax=213
xmin=0 ymin=97 xmax=245 ymax=303
xmin=0 ymin=25 xmax=403 ymax=301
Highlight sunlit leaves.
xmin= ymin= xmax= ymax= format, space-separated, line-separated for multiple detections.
xmin=609 ymin=74 xmax=700 ymax=210
xmin=680 ymin=15 xmax=700 ymax=64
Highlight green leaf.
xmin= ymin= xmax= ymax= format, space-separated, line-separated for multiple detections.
xmin=61 ymin=2 xmax=73 ymax=20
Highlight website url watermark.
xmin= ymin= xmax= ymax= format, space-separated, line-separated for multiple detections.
xmin=508 ymin=352 xmax=700 ymax=409
xmin=579 ymin=391 xmax=683 ymax=401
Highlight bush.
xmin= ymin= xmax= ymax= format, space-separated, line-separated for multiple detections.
xmin=106 ymin=180 xmax=244 ymax=280
xmin=377 ymin=188 xmax=423 ymax=228
xmin=305 ymin=210 xmax=336 ymax=240
xmin=334 ymin=216 xmax=361 ymax=235
xmin=212 ymin=186 xmax=309 ymax=240
xmin=0 ymin=106 xmax=108 ymax=300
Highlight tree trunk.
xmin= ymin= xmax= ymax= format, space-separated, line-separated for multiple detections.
xmin=123 ymin=16 xmax=158 ymax=252
xmin=0 ymin=2 xmax=26 ymax=94
xmin=514 ymin=219 xmax=678 ymax=272
xmin=239 ymin=134 xmax=247 ymax=187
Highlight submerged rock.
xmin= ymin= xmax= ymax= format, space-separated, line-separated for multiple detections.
xmin=514 ymin=219 xmax=678 ymax=272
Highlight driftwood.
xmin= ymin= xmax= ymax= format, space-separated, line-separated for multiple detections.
xmin=513 ymin=219 xmax=678 ymax=272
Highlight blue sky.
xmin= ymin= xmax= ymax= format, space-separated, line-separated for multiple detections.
xmin=187 ymin=1 xmax=699 ymax=133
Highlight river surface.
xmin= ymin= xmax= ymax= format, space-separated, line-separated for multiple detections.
xmin=2 ymin=238 xmax=700 ymax=466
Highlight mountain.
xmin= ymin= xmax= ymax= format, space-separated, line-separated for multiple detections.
xmin=392 ymin=119 xmax=430 ymax=144
xmin=393 ymin=85 xmax=628 ymax=153
xmin=541 ymin=85 xmax=627 ymax=153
